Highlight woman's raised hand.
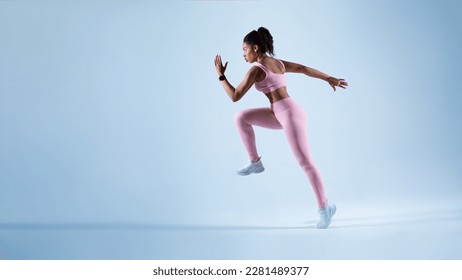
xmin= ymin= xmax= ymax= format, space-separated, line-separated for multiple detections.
xmin=214 ymin=54 xmax=228 ymax=76
xmin=328 ymin=77 xmax=349 ymax=92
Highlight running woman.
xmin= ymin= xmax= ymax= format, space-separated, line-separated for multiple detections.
xmin=214 ymin=27 xmax=348 ymax=229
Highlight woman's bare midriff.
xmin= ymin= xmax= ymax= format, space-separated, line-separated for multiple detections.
xmin=265 ymin=87 xmax=290 ymax=103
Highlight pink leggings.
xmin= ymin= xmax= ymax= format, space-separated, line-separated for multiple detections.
xmin=235 ymin=97 xmax=327 ymax=208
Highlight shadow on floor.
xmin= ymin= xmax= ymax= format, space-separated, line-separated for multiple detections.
xmin=2 ymin=209 xmax=461 ymax=231
xmin=328 ymin=208 xmax=462 ymax=229
xmin=0 ymin=223 xmax=315 ymax=231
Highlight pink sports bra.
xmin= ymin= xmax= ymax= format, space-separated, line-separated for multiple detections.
xmin=254 ymin=59 xmax=287 ymax=94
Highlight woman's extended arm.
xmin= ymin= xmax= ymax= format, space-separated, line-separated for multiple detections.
xmin=281 ymin=60 xmax=348 ymax=92
xmin=214 ymin=54 xmax=258 ymax=102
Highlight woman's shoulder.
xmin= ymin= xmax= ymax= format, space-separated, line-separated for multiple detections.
xmin=264 ymin=57 xmax=285 ymax=74
xmin=250 ymin=63 xmax=267 ymax=74
xmin=246 ymin=64 xmax=266 ymax=82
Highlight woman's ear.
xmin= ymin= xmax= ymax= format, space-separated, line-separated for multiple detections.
xmin=253 ymin=45 xmax=259 ymax=53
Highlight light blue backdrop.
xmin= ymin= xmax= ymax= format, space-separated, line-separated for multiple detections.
xmin=1 ymin=0 xmax=461 ymax=259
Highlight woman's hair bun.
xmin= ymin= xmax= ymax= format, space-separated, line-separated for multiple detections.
xmin=243 ymin=26 xmax=275 ymax=56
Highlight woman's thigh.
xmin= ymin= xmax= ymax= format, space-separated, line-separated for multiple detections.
xmin=235 ymin=107 xmax=283 ymax=130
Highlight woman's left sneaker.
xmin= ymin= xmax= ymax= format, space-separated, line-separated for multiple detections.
xmin=236 ymin=158 xmax=265 ymax=176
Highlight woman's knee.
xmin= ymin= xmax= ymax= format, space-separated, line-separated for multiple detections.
xmin=298 ymin=158 xmax=316 ymax=171
xmin=235 ymin=109 xmax=258 ymax=124
xmin=234 ymin=110 xmax=248 ymax=124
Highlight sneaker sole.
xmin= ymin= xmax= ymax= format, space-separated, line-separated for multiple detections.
xmin=236 ymin=168 xmax=265 ymax=176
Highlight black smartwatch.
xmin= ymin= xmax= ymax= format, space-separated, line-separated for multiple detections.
xmin=218 ymin=75 xmax=226 ymax=81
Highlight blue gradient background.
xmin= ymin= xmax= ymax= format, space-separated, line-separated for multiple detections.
xmin=1 ymin=0 xmax=461 ymax=259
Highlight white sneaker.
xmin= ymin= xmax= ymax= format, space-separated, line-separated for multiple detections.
xmin=236 ymin=157 xmax=265 ymax=176
xmin=317 ymin=204 xmax=336 ymax=229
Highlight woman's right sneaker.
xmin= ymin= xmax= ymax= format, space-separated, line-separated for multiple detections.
xmin=236 ymin=158 xmax=265 ymax=176
xmin=317 ymin=204 xmax=337 ymax=229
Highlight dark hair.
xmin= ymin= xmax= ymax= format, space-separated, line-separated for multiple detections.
xmin=243 ymin=27 xmax=274 ymax=56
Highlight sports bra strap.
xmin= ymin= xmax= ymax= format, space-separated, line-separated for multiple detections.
xmin=254 ymin=63 xmax=268 ymax=74
xmin=276 ymin=59 xmax=286 ymax=72
xmin=255 ymin=59 xmax=285 ymax=74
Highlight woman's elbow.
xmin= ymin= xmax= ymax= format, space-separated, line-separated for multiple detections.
xmin=232 ymin=91 xmax=243 ymax=102
xmin=229 ymin=95 xmax=239 ymax=102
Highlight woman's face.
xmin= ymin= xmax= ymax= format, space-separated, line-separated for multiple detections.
xmin=242 ymin=42 xmax=258 ymax=63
